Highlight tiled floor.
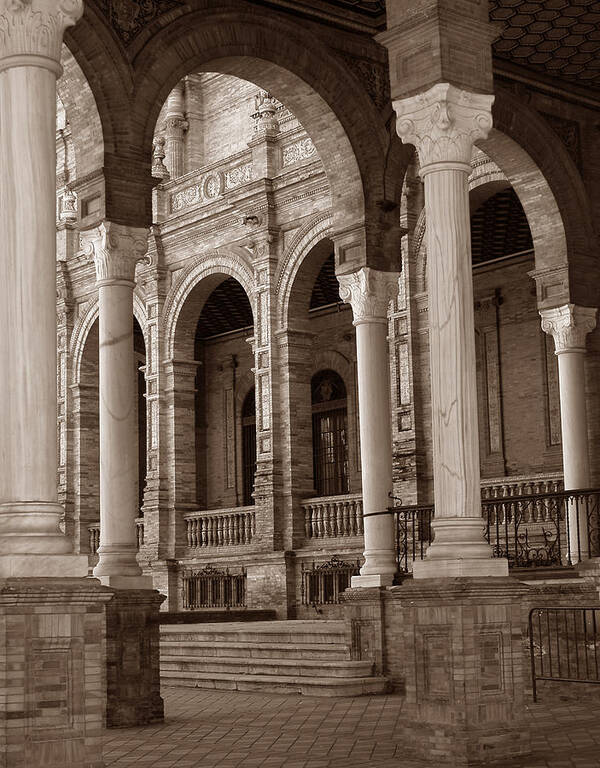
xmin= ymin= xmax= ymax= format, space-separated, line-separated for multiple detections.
xmin=103 ymin=687 xmax=600 ymax=767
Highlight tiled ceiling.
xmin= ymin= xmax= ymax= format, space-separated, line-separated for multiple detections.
xmin=195 ymin=278 xmax=253 ymax=339
xmin=470 ymin=187 xmax=533 ymax=265
xmin=490 ymin=0 xmax=600 ymax=88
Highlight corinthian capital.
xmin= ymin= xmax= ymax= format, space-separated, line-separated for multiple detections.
xmin=84 ymin=222 xmax=149 ymax=287
xmin=0 ymin=0 xmax=83 ymax=74
xmin=540 ymin=304 xmax=597 ymax=354
xmin=337 ymin=267 xmax=399 ymax=325
xmin=393 ymin=83 xmax=494 ymax=172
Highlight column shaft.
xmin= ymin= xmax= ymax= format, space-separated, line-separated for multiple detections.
xmin=98 ymin=284 xmax=138 ymax=555
xmin=338 ymin=267 xmax=399 ymax=586
xmin=557 ymin=351 xmax=590 ymax=490
xmin=355 ymin=319 xmax=395 ymax=578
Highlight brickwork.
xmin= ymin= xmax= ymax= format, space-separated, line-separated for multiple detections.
xmin=0 ymin=579 xmax=112 ymax=768
xmin=105 ymin=589 xmax=165 ymax=728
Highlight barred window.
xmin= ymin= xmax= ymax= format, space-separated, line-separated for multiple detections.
xmin=241 ymin=388 xmax=256 ymax=506
xmin=311 ymin=370 xmax=349 ymax=497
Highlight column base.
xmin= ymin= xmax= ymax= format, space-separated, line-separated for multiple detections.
xmin=414 ymin=516 xmax=509 ymax=578
xmin=388 ymin=577 xmax=531 ymax=765
xmin=0 ymin=577 xmax=112 ymax=768
xmin=0 ymin=553 xmax=89 ymax=578
xmin=105 ymin=588 xmax=165 ymax=727
xmin=412 ymin=556 xmax=508 ymax=578
xmin=96 ymin=574 xmax=154 ymax=589
xmin=93 ymin=545 xmax=149 ymax=588
xmin=351 ymin=573 xmax=395 ymax=588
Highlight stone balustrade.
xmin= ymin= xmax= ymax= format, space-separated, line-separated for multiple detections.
xmin=184 ymin=506 xmax=256 ymax=548
xmin=480 ymin=472 xmax=563 ymax=499
xmin=301 ymin=494 xmax=364 ymax=539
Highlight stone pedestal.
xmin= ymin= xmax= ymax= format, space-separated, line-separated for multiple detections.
xmin=0 ymin=579 xmax=112 ymax=768
xmin=388 ymin=578 xmax=530 ymax=765
xmin=341 ymin=587 xmax=386 ymax=674
xmin=105 ymin=589 xmax=165 ymax=727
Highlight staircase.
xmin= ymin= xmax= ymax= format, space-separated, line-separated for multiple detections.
xmin=160 ymin=620 xmax=389 ymax=696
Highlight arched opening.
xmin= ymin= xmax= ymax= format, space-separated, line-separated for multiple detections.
xmin=241 ymin=388 xmax=257 ymax=507
xmin=311 ymin=370 xmax=349 ymax=497
xmin=179 ymin=275 xmax=255 ymax=511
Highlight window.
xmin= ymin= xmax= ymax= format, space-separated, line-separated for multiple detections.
xmin=311 ymin=370 xmax=349 ymax=497
xmin=241 ymin=388 xmax=256 ymax=506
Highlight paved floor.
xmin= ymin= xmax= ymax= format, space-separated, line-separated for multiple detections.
xmin=103 ymin=686 xmax=600 ymax=767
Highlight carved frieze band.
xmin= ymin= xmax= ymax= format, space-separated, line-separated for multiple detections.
xmin=83 ymin=222 xmax=149 ymax=286
xmin=393 ymin=83 xmax=494 ymax=172
xmin=0 ymin=0 xmax=83 ymax=71
xmin=540 ymin=304 xmax=597 ymax=354
xmin=337 ymin=267 xmax=399 ymax=325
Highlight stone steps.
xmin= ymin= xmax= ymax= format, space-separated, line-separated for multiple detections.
xmin=160 ymin=619 xmax=389 ymax=697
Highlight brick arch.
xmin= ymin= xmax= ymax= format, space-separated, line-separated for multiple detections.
xmin=130 ymin=8 xmax=394 ymax=258
xmin=277 ymin=212 xmax=333 ymax=331
xmin=483 ymin=88 xmax=598 ymax=305
xmin=310 ymin=351 xmax=354 ymax=388
xmin=70 ymin=294 xmax=148 ymax=385
xmin=163 ymin=247 xmax=255 ymax=361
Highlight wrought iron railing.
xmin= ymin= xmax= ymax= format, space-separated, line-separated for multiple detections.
xmin=182 ymin=564 xmax=247 ymax=610
xmin=301 ymin=555 xmax=361 ymax=606
xmin=393 ymin=488 xmax=600 ymax=573
xmin=529 ymin=606 xmax=600 ymax=701
xmin=301 ymin=494 xmax=363 ymax=539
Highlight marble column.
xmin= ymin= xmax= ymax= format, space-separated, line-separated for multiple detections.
xmin=0 ymin=0 xmax=88 ymax=576
xmin=88 ymin=222 xmax=152 ymax=587
xmin=338 ymin=267 xmax=399 ymax=586
xmin=163 ymin=82 xmax=187 ymax=179
xmin=393 ymin=83 xmax=507 ymax=578
xmin=540 ymin=304 xmax=597 ymax=562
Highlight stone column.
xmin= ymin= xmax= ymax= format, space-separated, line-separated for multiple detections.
xmin=88 ymin=222 xmax=152 ymax=588
xmin=338 ymin=267 xmax=399 ymax=586
xmin=163 ymin=82 xmax=187 ymax=179
xmin=0 ymin=0 xmax=89 ymax=575
xmin=540 ymin=303 xmax=597 ymax=562
xmin=393 ymin=83 xmax=507 ymax=578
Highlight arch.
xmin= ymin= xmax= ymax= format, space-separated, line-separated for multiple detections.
xmin=277 ymin=212 xmax=333 ymax=330
xmin=163 ymin=247 xmax=255 ymax=361
xmin=70 ymin=294 xmax=148 ymax=385
xmin=309 ymin=350 xmax=354 ymax=384
xmin=131 ymin=9 xmax=398 ymax=254
xmin=485 ymin=88 xmax=598 ymax=304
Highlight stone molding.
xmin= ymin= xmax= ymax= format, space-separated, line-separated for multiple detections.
xmin=540 ymin=304 xmax=597 ymax=354
xmin=393 ymin=83 xmax=494 ymax=172
xmin=84 ymin=222 xmax=149 ymax=287
xmin=337 ymin=267 xmax=399 ymax=325
xmin=0 ymin=0 xmax=83 ymax=73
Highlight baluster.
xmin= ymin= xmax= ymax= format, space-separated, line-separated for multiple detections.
xmin=187 ymin=519 xmax=193 ymax=547
xmin=343 ymin=501 xmax=351 ymax=536
xmin=200 ymin=518 xmax=207 ymax=547
xmin=357 ymin=498 xmax=364 ymax=535
xmin=217 ymin=516 xmax=224 ymax=546
xmin=336 ymin=501 xmax=343 ymax=537
xmin=251 ymin=510 xmax=256 ymax=539
xmin=310 ymin=505 xmax=317 ymax=538
xmin=304 ymin=506 xmax=311 ymax=538
xmin=316 ymin=506 xmax=324 ymax=538
xmin=227 ymin=515 xmax=233 ymax=545
xmin=208 ymin=517 xmax=214 ymax=547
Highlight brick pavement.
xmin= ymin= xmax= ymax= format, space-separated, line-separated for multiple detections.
xmin=103 ymin=686 xmax=600 ymax=767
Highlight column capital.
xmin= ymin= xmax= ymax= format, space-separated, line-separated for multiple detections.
xmin=0 ymin=0 xmax=83 ymax=75
xmin=84 ymin=222 xmax=149 ymax=287
xmin=393 ymin=83 xmax=494 ymax=173
xmin=337 ymin=267 xmax=399 ymax=325
xmin=540 ymin=304 xmax=597 ymax=354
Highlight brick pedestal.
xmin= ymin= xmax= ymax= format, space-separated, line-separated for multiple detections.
xmin=341 ymin=587 xmax=386 ymax=674
xmin=105 ymin=589 xmax=165 ymax=728
xmin=388 ymin=578 xmax=531 ymax=765
xmin=0 ymin=578 xmax=112 ymax=768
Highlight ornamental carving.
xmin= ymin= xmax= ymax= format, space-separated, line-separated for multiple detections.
xmin=337 ymin=52 xmax=389 ymax=111
xmin=540 ymin=304 xmax=597 ymax=355
xmin=171 ymin=162 xmax=253 ymax=213
xmin=282 ymin=138 xmax=317 ymax=167
xmin=85 ymin=221 xmax=149 ymax=285
xmin=96 ymin=0 xmax=184 ymax=46
xmin=0 ymin=0 xmax=83 ymax=67
xmin=337 ymin=267 xmax=399 ymax=324
xmin=393 ymin=84 xmax=494 ymax=171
